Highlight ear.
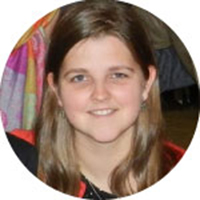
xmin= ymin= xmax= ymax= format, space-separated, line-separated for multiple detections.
xmin=47 ymin=73 xmax=63 ymax=107
xmin=142 ymin=66 xmax=157 ymax=101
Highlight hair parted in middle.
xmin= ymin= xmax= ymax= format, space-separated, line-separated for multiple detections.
xmin=36 ymin=0 xmax=164 ymax=197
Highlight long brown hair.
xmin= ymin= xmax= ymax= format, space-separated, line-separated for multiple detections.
xmin=36 ymin=0 xmax=163 ymax=197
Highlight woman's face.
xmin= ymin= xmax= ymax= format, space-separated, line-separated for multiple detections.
xmin=48 ymin=35 xmax=156 ymax=144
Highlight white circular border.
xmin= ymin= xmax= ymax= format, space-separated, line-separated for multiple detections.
xmin=0 ymin=0 xmax=199 ymax=200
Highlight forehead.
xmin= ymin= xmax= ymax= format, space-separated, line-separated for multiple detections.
xmin=61 ymin=35 xmax=140 ymax=71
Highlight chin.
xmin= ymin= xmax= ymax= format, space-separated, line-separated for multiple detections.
xmin=89 ymin=130 xmax=124 ymax=144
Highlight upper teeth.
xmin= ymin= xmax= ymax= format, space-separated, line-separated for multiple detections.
xmin=91 ymin=109 xmax=114 ymax=116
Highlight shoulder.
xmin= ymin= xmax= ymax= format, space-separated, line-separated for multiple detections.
xmin=162 ymin=141 xmax=185 ymax=175
xmin=6 ymin=131 xmax=38 ymax=175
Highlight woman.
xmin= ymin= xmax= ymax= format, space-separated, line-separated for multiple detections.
xmin=35 ymin=0 xmax=183 ymax=199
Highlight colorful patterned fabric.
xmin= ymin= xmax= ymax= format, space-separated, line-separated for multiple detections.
xmin=0 ymin=10 xmax=58 ymax=132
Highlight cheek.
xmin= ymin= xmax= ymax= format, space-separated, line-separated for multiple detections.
xmin=59 ymin=88 xmax=88 ymax=115
xmin=112 ymin=83 xmax=143 ymax=107
xmin=118 ymin=85 xmax=144 ymax=125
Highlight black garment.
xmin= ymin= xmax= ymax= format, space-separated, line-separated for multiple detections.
xmin=82 ymin=175 xmax=118 ymax=199
xmin=6 ymin=132 xmax=38 ymax=175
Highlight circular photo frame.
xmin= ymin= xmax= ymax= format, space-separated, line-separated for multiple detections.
xmin=0 ymin=0 xmax=199 ymax=200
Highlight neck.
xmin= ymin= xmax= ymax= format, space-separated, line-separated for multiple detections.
xmin=75 ymin=129 xmax=134 ymax=193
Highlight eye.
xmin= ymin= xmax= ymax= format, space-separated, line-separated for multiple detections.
xmin=111 ymin=72 xmax=128 ymax=79
xmin=71 ymin=74 xmax=88 ymax=83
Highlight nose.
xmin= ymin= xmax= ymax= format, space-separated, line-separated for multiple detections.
xmin=91 ymin=82 xmax=111 ymax=102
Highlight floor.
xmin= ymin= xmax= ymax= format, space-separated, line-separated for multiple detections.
xmin=161 ymin=85 xmax=199 ymax=149
xmin=163 ymin=107 xmax=199 ymax=149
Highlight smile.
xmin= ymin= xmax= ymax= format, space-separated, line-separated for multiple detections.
xmin=89 ymin=109 xmax=116 ymax=116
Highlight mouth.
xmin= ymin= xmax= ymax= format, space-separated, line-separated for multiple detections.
xmin=88 ymin=108 xmax=117 ymax=116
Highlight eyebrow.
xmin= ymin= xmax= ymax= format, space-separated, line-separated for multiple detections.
xmin=63 ymin=68 xmax=88 ymax=77
xmin=108 ymin=66 xmax=135 ymax=72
